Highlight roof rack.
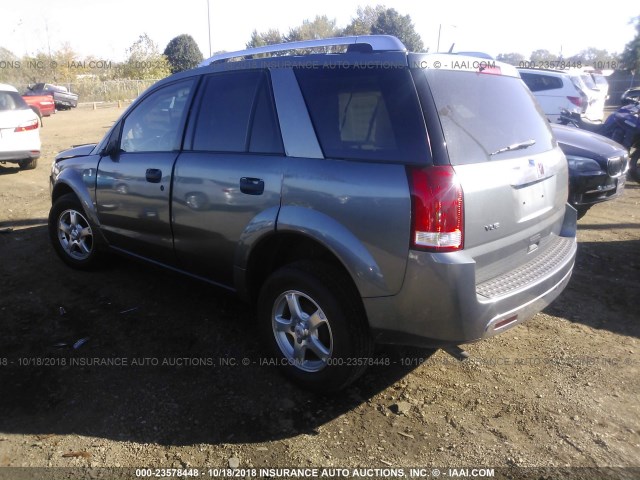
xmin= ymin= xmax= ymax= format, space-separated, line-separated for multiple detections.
xmin=198 ymin=35 xmax=407 ymax=67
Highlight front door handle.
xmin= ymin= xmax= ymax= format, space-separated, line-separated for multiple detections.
xmin=146 ymin=168 xmax=162 ymax=183
xmin=240 ymin=177 xmax=264 ymax=195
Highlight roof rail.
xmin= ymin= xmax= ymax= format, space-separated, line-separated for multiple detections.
xmin=198 ymin=35 xmax=407 ymax=67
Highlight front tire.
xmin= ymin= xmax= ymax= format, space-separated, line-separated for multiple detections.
xmin=258 ymin=261 xmax=373 ymax=392
xmin=629 ymin=148 xmax=640 ymax=183
xmin=576 ymin=206 xmax=590 ymax=220
xmin=48 ymin=193 xmax=103 ymax=270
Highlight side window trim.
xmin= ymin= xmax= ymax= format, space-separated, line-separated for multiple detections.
xmin=243 ymin=73 xmax=264 ymax=152
xmin=270 ymin=68 xmax=324 ymax=159
xmin=247 ymin=71 xmax=285 ymax=154
xmin=177 ymin=76 xmax=203 ymax=152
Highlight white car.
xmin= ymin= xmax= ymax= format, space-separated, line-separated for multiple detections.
xmin=518 ymin=68 xmax=589 ymax=123
xmin=568 ymin=71 xmax=604 ymax=122
xmin=589 ymin=72 xmax=610 ymax=101
xmin=0 ymin=83 xmax=41 ymax=170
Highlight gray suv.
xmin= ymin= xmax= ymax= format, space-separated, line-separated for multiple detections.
xmin=48 ymin=36 xmax=577 ymax=391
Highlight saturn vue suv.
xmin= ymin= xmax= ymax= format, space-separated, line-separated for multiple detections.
xmin=48 ymin=35 xmax=577 ymax=391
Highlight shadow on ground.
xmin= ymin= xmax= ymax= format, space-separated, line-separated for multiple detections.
xmin=2 ymin=221 xmax=637 ymax=446
xmin=0 ymin=225 xmax=433 ymax=446
xmin=545 ymin=238 xmax=640 ymax=339
xmin=0 ymin=165 xmax=21 ymax=176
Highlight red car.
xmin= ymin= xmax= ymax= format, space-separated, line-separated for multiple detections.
xmin=22 ymin=93 xmax=55 ymax=124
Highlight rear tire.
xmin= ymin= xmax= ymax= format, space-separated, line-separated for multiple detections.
xmin=257 ymin=261 xmax=373 ymax=392
xmin=18 ymin=158 xmax=38 ymax=170
xmin=48 ymin=193 xmax=103 ymax=270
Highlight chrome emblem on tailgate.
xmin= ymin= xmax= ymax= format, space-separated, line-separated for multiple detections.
xmin=529 ymin=158 xmax=545 ymax=179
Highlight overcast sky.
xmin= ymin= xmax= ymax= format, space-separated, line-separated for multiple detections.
xmin=1 ymin=0 xmax=636 ymax=61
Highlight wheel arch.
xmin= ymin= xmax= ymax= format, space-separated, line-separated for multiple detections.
xmin=51 ymin=169 xmax=102 ymax=230
xmin=237 ymin=206 xmax=394 ymax=304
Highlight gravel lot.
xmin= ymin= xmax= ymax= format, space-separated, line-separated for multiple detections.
xmin=0 ymin=107 xmax=639 ymax=480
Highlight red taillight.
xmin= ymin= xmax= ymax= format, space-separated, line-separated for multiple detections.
xmin=567 ymin=96 xmax=583 ymax=108
xmin=15 ymin=119 xmax=39 ymax=132
xmin=407 ymin=165 xmax=464 ymax=252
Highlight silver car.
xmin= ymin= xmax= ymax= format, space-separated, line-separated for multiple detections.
xmin=49 ymin=36 xmax=576 ymax=391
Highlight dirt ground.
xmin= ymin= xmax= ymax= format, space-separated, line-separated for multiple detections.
xmin=0 ymin=107 xmax=639 ymax=480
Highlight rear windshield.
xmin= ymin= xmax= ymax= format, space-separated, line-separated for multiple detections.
xmin=294 ymin=67 xmax=429 ymax=163
xmin=0 ymin=91 xmax=29 ymax=111
xmin=421 ymin=70 xmax=554 ymax=165
xmin=592 ymin=75 xmax=608 ymax=87
xmin=579 ymin=74 xmax=597 ymax=90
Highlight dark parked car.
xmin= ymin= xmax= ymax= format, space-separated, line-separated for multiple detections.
xmin=552 ymin=124 xmax=628 ymax=218
xmin=621 ymin=86 xmax=640 ymax=105
xmin=48 ymin=35 xmax=577 ymax=391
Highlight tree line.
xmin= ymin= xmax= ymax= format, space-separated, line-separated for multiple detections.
xmin=1 ymin=7 xmax=638 ymax=89
xmin=0 ymin=33 xmax=204 ymax=87
xmin=245 ymin=6 xmax=423 ymax=52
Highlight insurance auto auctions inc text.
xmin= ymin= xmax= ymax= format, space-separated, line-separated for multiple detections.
xmin=195 ymin=467 xmax=495 ymax=478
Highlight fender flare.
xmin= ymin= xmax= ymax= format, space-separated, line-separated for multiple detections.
xmin=51 ymin=166 xmax=101 ymax=230
xmin=262 ymin=206 xmax=392 ymax=298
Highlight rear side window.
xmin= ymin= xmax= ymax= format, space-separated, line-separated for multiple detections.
xmin=423 ymin=70 xmax=554 ymax=165
xmin=520 ymin=72 xmax=563 ymax=92
xmin=294 ymin=67 xmax=429 ymax=163
xmin=0 ymin=91 xmax=29 ymax=111
xmin=192 ymin=71 xmax=283 ymax=154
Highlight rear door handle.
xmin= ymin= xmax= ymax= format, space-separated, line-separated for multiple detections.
xmin=240 ymin=177 xmax=264 ymax=195
xmin=146 ymin=168 xmax=162 ymax=183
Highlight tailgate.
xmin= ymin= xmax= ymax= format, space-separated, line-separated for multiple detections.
xmin=414 ymin=61 xmax=571 ymax=283
xmin=455 ymin=147 xmax=569 ymax=283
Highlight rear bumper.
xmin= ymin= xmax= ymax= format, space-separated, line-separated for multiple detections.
xmin=0 ymin=150 xmax=40 ymax=162
xmin=366 ymin=204 xmax=577 ymax=347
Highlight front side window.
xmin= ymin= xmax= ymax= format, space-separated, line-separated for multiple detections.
xmin=120 ymin=79 xmax=194 ymax=153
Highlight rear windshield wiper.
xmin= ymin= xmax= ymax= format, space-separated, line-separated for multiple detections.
xmin=490 ymin=139 xmax=536 ymax=156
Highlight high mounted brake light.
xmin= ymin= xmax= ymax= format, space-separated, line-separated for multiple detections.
xmin=478 ymin=64 xmax=502 ymax=75
xmin=407 ymin=165 xmax=464 ymax=252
